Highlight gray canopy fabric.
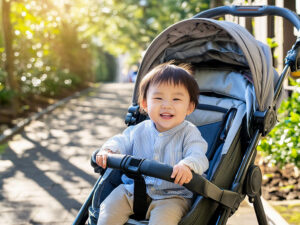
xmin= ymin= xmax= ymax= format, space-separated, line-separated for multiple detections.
xmin=133 ymin=18 xmax=282 ymax=112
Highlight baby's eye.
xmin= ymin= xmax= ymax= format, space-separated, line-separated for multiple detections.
xmin=154 ymin=97 xmax=162 ymax=100
xmin=173 ymin=98 xmax=181 ymax=101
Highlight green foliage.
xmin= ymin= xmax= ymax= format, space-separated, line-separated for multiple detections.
xmin=273 ymin=203 xmax=300 ymax=225
xmin=0 ymin=89 xmax=14 ymax=105
xmin=0 ymin=0 xmax=117 ymax=112
xmin=20 ymin=69 xmax=81 ymax=97
xmin=0 ymin=0 xmax=211 ymax=113
xmin=95 ymin=48 xmax=117 ymax=82
xmin=0 ymin=68 xmax=6 ymax=91
xmin=0 ymin=68 xmax=14 ymax=104
xmin=97 ymin=0 xmax=210 ymax=62
xmin=0 ymin=143 xmax=8 ymax=155
xmin=266 ymin=37 xmax=278 ymax=49
xmin=258 ymin=79 xmax=300 ymax=168
xmin=10 ymin=1 xmax=94 ymax=85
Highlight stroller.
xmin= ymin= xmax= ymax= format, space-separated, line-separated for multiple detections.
xmin=74 ymin=5 xmax=300 ymax=225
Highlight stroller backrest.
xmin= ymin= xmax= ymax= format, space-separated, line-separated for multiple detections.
xmin=186 ymin=67 xmax=248 ymax=180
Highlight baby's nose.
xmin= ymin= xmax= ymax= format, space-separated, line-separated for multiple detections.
xmin=162 ymin=100 xmax=171 ymax=107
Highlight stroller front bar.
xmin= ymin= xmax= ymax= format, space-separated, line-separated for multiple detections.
xmin=105 ymin=154 xmax=242 ymax=210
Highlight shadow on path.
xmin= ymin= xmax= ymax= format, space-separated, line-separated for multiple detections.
xmin=0 ymin=83 xmax=134 ymax=224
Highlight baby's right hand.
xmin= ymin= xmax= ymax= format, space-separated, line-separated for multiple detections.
xmin=96 ymin=149 xmax=113 ymax=169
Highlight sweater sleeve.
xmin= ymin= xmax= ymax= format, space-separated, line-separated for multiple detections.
xmin=179 ymin=125 xmax=209 ymax=175
xmin=100 ymin=125 xmax=134 ymax=155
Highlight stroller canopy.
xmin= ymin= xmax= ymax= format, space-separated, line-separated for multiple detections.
xmin=134 ymin=18 xmax=281 ymax=112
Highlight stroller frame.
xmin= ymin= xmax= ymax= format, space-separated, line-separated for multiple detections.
xmin=74 ymin=5 xmax=300 ymax=225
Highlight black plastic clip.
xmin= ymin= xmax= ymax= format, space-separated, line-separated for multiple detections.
xmin=125 ymin=105 xmax=147 ymax=126
xmin=121 ymin=155 xmax=145 ymax=179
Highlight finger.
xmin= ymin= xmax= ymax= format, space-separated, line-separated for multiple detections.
xmin=96 ymin=155 xmax=106 ymax=168
xmin=179 ymin=175 xmax=188 ymax=186
xmin=183 ymin=177 xmax=191 ymax=185
xmin=183 ymin=171 xmax=192 ymax=184
xmin=182 ymin=167 xmax=192 ymax=180
xmin=171 ymin=166 xmax=178 ymax=179
xmin=174 ymin=170 xmax=183 ymax=184
xmin=187 ymin=178 xmax=192 ymax=184
xmin=102 ymin=154 xmax=107 ymax=169
xmin=96 ymin=155 xmax=102 ymax=166
xmin=100 ymin=157 xmax=105 ymax=168
xmin=179 ymin=178 xmax=185 ymax=186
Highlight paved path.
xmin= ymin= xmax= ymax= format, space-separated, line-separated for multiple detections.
xmin=0 ymin=83 xmax=285 ymax=225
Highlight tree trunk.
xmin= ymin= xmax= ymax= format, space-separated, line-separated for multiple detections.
xmin=210 ymin=0 xmax=224 ymax=8
xmin=2 ymin=0 xmax=19 ymax=116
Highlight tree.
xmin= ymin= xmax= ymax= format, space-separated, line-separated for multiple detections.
xmin=210 ymin=0 xmax=224 ymax=8
xmin=0 ymin=0 xmax=216 ymax=120
xmin=96 ymin=0 xmax=210 ymax=63
xmin=0 ymin=0 xmax=104 ymax=118
xmin=2 ymin=0 xmax=19 ymax=115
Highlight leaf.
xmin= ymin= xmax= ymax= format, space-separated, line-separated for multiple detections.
xmin=291 ymin=148 xmax=298 ymax=158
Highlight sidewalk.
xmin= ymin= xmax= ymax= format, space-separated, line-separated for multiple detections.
xmin=0 ymin=83 xmax=287 ymax=225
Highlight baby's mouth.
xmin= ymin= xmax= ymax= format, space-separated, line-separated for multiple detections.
xmin=160 ymin=113 xmax=174 ymax=119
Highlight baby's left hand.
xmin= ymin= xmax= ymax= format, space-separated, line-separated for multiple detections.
xmin=171 ymin=163 xmax=193 ymax=186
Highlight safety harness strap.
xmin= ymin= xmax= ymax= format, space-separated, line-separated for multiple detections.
xmin=132 ymin=176 xmax=148 ymax=220
xmin=207 ymin=185 xmax=241 ymax=209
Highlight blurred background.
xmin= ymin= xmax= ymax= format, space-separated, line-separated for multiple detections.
xmin=0 ymin=0 xmax=300 ymax=224
xmin=0 ymin=0 xmax=213 ymax=128
xmin=0 ymin=0 xmax=299 ymax=127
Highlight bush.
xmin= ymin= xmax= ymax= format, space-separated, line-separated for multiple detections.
xmin=19 ymin=68 xmax=82 ymax=97
xmin=42 ymin=70 xmax=82 ymax=97
xmin=95 ymin=48 xmax=117 ymax=82
xmin=257 ymin=79 xmax=300 ymax=168
xmin=0 ymin=68 xmax=14 ymax=105
xmin=0 ymin=89 xmax=14 ymax=105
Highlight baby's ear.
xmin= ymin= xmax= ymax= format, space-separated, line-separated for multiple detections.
xmin=140 ymin=99 xmax=148 ymax=113
xmin=187 ymin=102 xmax=195 ymax=115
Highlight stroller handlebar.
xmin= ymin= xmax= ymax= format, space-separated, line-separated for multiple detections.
xmin=106 ymin=153 xmax=205 ymax=194
xmin=194 ymin=5 xmax=300 ymax=30
xmin=105 ymin=154 xmax=241 ymax=208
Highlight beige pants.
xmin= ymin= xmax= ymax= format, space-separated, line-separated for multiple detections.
xmin=97 ymin=184 xmax=191 ymax=225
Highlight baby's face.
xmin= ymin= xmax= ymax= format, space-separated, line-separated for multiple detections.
xmin=142 ymin=82 xmax=194 ymax=132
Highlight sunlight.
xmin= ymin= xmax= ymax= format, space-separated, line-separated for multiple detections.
xmin=25 ymin=30 xmax=33 ymax=39
xmin=14 ymin=30 xmax=21 ymax=36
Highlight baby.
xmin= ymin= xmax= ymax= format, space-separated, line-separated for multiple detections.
xmin=96 ymin=62 xmax=209 ymax=225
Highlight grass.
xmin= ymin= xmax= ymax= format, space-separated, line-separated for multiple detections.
xmin=0 ymin=143 xmax=8 ymax=155
xmin=273 ymin=203 xmax=300 ymax=225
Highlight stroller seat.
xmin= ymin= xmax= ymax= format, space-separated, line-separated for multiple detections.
xmin=88 ymin=88 xmax=247 ymax=225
